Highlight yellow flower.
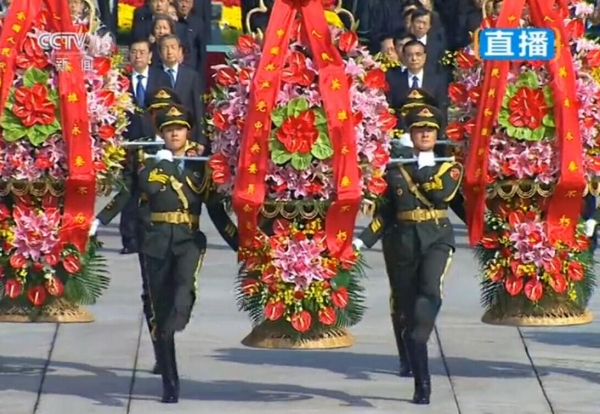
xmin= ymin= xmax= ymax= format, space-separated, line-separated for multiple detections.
xmin=118 ymin=4 xmax=135 ymax=31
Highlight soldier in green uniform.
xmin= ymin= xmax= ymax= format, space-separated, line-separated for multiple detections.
xmin=377 ymin=88 xmax=439 ymax=378
xmin=137 ymin=104 xmax=238 ymax=404
xmin=90 ymin=87 xmax=186 ymax=375
xmin=354 ymin=105 xmax=463 ymax=405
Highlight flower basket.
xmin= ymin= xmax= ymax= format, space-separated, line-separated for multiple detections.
xmin=450 ymin=0 xmax=598 ymax=326
xmin=209 ymin=1 xmax=393 ymax=347
xmin=0 ymin=2 xmax=131 ymax=322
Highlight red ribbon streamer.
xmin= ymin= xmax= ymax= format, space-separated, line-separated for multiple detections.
xmin=44 ymin=0 xmax=97 ymax=252
xmin=465 ymin=0 xmax=585 ymax=246
xmin=232 ymin=0 xmax=361 ymax=259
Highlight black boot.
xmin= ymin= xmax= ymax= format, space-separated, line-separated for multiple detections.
xmin=157 ymin=333 xmax=179 ymax=404
xmin=409 ymin=341 xmax=431 ymax=405
xmin=151 ymin=340 xmax=161 ymax=375
xmin=391 ymin=315 xmax=412 ymax=377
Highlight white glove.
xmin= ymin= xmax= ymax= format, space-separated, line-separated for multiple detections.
xmin=399 ymin=133 xmax=413 ymax=148
xmin=417 ymin=151 xmax=436 ymax=169
xmin=352 ymin=238 xmax=364 ymax=251
xmin=89 ymin=219 xmax=100 ymax=237
xmin=155 ymin=149 xmax=173 ymax=162
xmin=585 ymin=219 xmax=597 ymax=237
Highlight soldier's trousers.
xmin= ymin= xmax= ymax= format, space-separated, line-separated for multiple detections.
xmin=390 ymin=242 xmax=453 ymax=345
xmin=144 ymin=241 xmax=204 ymax=335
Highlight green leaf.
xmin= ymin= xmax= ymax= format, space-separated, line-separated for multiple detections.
xmin=271 ymin=149 xmax=292 ymax=165
xmin=271 ymin=107 xmax=285 ymax=127
xmin=506 ymin=125 xmax=517 ymax=137
xmin=497 ymin=110 xmax=509 ymax=126
xmin=333 ymin=271 xmax=350 ymax=288
xmin=311 ymin=132 xmax=333 ymax=160
xmin=314 ymin=108 xmax=327 ymax=126
xmin=2 ymin=126 xmax=27 ymax=141
xmin=22 ymin=68 xmax=49 ymax=88
xmin=290 ymin=153 xmax=312 ymax=170
xmin=28 ymin=122 xmax=59 ymax=146
xmin=530 ymin=127 xmax=545 ymax=141
xmin=47 ymin=89 xmax=59 ymax=105
xmin=286 ymin=97 xmax=309 ymax=117
xmin=542 ymin=86 xmax=554 ymax=106
xmin=517 ymin=71 xmax=539 ymax=89
xmin=542 ymin=113 xmax=554 ymax=127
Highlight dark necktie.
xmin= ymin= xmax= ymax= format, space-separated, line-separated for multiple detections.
xmin=167 ymin=68 xmax=175 ymax=87
xmin=135 ymin=74 xmax=145 ymax=107
xmin=411 ymin=75 xmax=419 ymax=89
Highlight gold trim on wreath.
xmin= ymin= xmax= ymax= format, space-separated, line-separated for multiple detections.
xmin=0 ymin=180 xmax=116 ymax=197
xmin=486 ymin=180 xmax=600 ymax=199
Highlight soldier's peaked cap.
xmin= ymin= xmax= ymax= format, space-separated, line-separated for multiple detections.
xmin=147 ymin=87 xmax=183 ymax=110
xmin=404 ymin=104 xmax=443 ymax=130
xmin=400 ymin=88 xmax=438 ymax=113
xmin=156 ymin=104 xmax=191 ymax=131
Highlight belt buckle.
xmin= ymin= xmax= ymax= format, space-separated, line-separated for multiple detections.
xmin=166 ymin=211 xmax=178 ymax=223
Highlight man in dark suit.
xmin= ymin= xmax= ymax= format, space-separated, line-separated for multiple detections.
xmin=158 ymin=34 xmax=206 ymax=152
xmin=408 ymin=8 xmax=447 ymax=75
xmin=119 ymin=39 xmax=172 ymax=255
xmin=387 ymin=39 xmax=448 ymax=128
xmin=176 ymin=0 xmax=206 ymax=74
xmin=96 ymin=0 xmax=117 ymax=35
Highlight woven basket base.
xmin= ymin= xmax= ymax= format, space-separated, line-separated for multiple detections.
xmin=482 ymin=309 xmax=593 ymax=327
xmin=242 ymin=325 xmax=354 ymax=349
xmin=0 ymin=299 xmax=94 ymax=323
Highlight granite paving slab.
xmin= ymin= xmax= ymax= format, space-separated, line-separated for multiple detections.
xmin=1 ymin=202 xmax=600 ymax=413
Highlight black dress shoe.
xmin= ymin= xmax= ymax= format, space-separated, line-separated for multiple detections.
xmin=161 ymin=390 xmax=179 ymax=404
xmin=120 ymin=246 xmax=138 ymax=254
xmin=412 ymin=379 xmax=431 ymax=404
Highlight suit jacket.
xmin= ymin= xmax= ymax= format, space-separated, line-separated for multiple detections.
xmin=386 ymin=68 xmax=448 ymax=126
xmin=97 ymin=0 xmax=117 ymax=34
xmin=170 ymin=65 xmax=206 ymax=145
xmin=179 ymin=14 xmax=206 ymax=75
xmin=194 ymin=0 xmax=212 ymax=44
xmin=127 ymin=67 xmax=171 ymax=139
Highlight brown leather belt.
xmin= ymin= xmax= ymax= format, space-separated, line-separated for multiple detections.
xmin=150 ymin=211 xmax=199 ymax=225
xmin=396 ymin=209 xmax=447 ymax=222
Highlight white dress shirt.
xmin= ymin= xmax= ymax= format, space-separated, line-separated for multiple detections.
xmin=131 ymin=67 xmax=149 ymax=99
xmin=406 ymin=69 xmax=424 ymax=88
xmin=417 ymin=34 xmax=428 ymax=45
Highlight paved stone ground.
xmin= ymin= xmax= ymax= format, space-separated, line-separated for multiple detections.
xmin=1 ymin=197 xmax=600 ymax=413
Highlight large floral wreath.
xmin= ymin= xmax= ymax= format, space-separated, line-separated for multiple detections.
xmin=448 ymin=0 xmax=598 ymax=312
xmin=209 ymin=13 xmax=393 ymax=335
xmin=0 ymin=11 xmax=131 ymax=308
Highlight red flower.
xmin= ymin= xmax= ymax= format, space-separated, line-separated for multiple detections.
xmin=97 ymin=124 xmax=116 ymax=140
xmin=0 ymin=204 xmax=10 ymax=220
xmin=212 ymin=111 xmax=228 ymax=131
xmin=290 ymin=310 xmax=312 ymax=332
xmin=276 ymin=111 xmax=318 ymax=154
xmin=261 ymin=265 xmax=277 ymax=284
xmin=215 ymin=67 xmax=238 ymax=87
xmin=62 ymin=253 xmax=82 ymax=274
xmin=566 ymin=19 xmax=585 ymax=39
xmin=282 ymin=51 xmax=314 ymax=87
xmin=318 ymin=307 xmax=336 ymax=325
xmin=27 ymin=285 xmax=47 ymax=307
xmin=97 ymin=90 xmax=116 ymax=107
xmin=445 ymin=121 xmax=464 ymax=142
xmin=480 ymin=233 xmax=499 ymax=249
xmin=236 ymin=35 xmax=256 ymax=55
xmin=543 ymin=256 xmax=562 ymax=275
xmin=9 ymin=254 xmax=27 ymax=269
xmin=12 ymin=84 xmax=56 ymax=127
xmin=238 ymin=67 xmax=253 ymax=85
xmin=15 ymin=37 xmax=49 ymax=69
xmin=44 ymin=248 xmax=60 ymax=266
xmin=508 ymin=87 xmax=548 ymax=129
xmin=468 ymin=86 xmax=481 ymax=104
xmin=524 ymin=279 xmax=543 ymax=302
xmin=364 ymin=68 xmax=387 ymax=91
xmin=455 ymin=50 xmax=476 ymax=70
xmin=241 ymin=278 xmax=259 ymax=295
xmin=272 ymin=218 xmax=291 ymax=235
xmin=331 ymin=287 xmax=349 ymax=308
xmin=378 ymin=111 xmax=397 ymax=132
xmin=367 ymin=174 xmax=387 ymax=195
xmin=338 ymin=31 xmax=358 ymax=53
xmin=505 ymin=276 xmax=524 ymax=296
xmin=372 ymin=143 xmax=390 ymax=168
xmin=568 ymin=261 xmax=584 ymax=281
xmin=45 ymin=277 xmax=64 ymax=297
xmin=548 ymin=273 xmax=567 ymax=294
xmin=586 ymin=49 xmax=600 ymax=67
xmin=93 ymin=57 xmax=112 ymax=77
xmin=208 ymin=153 xmax=231 ymax=184
xmin=5 ymin=279 xmax=23 ymax=299
xmin=448 ymin=83 xmax=468 ymax=104
xmin=462 ymin=118 xmax=476 ymax=136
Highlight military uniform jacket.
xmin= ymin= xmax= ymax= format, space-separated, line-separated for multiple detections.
xmin=138 ymin=145 xmax=239 ymax=258
xmin=96 ymin=136 xmax=163 ymax=227
xmin=360 ymin=158 xmax=464 ymax=253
